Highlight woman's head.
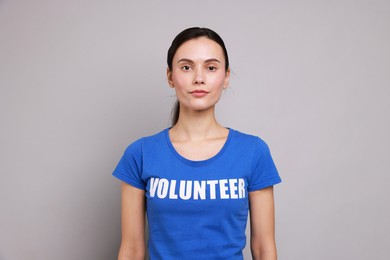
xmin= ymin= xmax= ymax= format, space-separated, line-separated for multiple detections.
xmin=167 ymin=27 xmax=230 ymax=126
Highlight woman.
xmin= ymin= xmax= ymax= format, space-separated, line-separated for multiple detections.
xmin=113 ymin=27 xmax=282 ymax=260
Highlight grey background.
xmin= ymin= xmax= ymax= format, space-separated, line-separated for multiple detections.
xmin=1 ymin=0 xmax=389 ymax=259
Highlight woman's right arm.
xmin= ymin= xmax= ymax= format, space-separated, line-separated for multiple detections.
xmin=118 ymin=182 xmax=146 ymax=260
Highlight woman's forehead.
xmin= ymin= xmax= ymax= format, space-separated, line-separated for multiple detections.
xmin=173 ymin=37 xmax=225 ymax=62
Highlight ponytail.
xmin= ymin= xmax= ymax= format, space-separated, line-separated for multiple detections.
xmin=171 ymin=99 xmax=180 ymax=126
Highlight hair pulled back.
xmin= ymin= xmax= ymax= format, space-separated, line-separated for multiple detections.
xmin=167 ymin=27 xmax=230 ymax=126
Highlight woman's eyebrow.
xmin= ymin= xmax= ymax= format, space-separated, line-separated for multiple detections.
xmin=204 ymin=58 xmax=221 ymax=64
xmin=177 ymin=58 xmax=194 ymax=64
xmin=177 ymin=58 xmax=221 ymax=64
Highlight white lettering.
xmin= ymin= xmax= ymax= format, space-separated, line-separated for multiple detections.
xmin=219 ymin=179 xmax=229 ymax=199
xmin=207 ymin=180 xmax=218 ymax=199
xmin=238 ymin=178 xmax=245 ymax=198
xmin=149 ymin=178 xmax=246 ymax=200
xmin=157 ymin=178 xmax=169 ymax=198
xmin=179 ymin=180 xmax=192 ymax=200
xmin=229 ymin=179 xmax=238 ymax=199
xmin=150 ymin=177 xmax=159 ymax=197
xmin=169 ymin=180 xmax=178 ymax=199
xmin=193 ymin=181 xmax=206 ymax=200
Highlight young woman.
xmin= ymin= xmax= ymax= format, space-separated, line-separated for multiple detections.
xmin=113 ymin=27 xmax=282 ymax=260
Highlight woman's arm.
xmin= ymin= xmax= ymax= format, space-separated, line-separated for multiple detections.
xmin=118 ymin=182 xmax=146 ymax=260
xmin=249 ymin=186 xmax=277 ymax=260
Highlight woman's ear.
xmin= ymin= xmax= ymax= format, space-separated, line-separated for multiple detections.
xmin=224 ymin=68 xmax=231 ymax=89
xmin=167 ymin=68 xmax=174 ymax=88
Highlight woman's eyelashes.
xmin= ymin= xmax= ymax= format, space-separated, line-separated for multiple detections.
xmin=180 ymin=64 xmax=218 ymax=72
xmin=181 ymin=65 xmax=192 ymax=71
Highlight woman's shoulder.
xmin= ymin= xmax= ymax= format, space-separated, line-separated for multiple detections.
xmin=228 ymin=128 xmax=274 ymax=158
xmin=230 ymin=128 xmax=269 ymax=146
xmin=123 ymin=128 xmax=168 ymax=153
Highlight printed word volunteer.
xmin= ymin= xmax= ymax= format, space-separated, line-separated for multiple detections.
xmin=149 ymin=177 xmax=246 ymax=200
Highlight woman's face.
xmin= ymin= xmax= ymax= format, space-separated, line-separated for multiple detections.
xmin=167 ymin=37 xmax=230 ymax=113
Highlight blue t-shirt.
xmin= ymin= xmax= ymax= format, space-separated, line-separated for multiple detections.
xmin=113 ymin=128 xmax=281 ymax=259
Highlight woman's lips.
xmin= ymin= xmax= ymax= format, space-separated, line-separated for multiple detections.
xmin=190 ymin=90 xmax=209 ymax=97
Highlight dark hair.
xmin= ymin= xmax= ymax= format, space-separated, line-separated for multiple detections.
xmin=167 ymin=27 xmax=230 ymax=126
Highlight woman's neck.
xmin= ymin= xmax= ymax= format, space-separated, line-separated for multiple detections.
xmin=170 ymin=107 xmax=227 ymax=142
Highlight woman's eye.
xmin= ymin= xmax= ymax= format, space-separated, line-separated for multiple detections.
xmin=182 ymin=65 xmax=191 ymax=71
xmin=208 ymin=66 xmax=216 ymax=71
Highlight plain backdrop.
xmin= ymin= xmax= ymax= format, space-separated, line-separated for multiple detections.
xmin=1 ymin=0 xmax=389 ymax=259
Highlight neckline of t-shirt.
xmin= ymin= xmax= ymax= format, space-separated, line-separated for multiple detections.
xmin=164 ymin=127 xmax=233 ymax=167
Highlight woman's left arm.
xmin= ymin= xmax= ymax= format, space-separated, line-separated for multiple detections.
xmin=249 ymin=186 xmax=277 ymax=260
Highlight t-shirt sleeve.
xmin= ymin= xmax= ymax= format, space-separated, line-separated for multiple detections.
xmin=112 ymin=139 xmax=145 ymax=190
xmin=248 ymin=138 xmax=282 ymax=192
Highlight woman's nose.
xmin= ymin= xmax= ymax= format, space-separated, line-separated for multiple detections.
xmin=193 ymin=68 xmax=205 ymax=85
